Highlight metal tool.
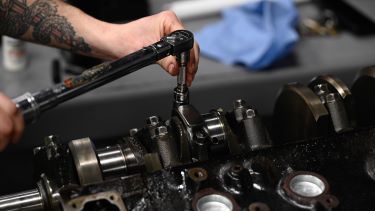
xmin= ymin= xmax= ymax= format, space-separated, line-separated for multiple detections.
xmin=174 ymin=51 xmax=190 ymax=107
xmin=13 ymin=30 xmax=194 ymax=124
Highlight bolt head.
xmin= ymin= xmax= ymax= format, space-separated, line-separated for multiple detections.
xmin=233 ymin=99 xmax=246 ymax=109
xmin=129 ymin=128 xmax=138 ymax=136
xmin=314 ymin=83 xmax=329 ymax=96
xmin=155 ymin=126 xmax=168 ymax=136
xmin=146 ymin=116 xmax=160 ymax=126
xmin=325 ymin=93 xmax=338 ymax=103
xmin=244 ymin=109 xmax=256 ymax=118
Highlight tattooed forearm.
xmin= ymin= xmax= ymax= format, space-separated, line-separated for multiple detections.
xmin=0 ymin=0 xmax=30 ymax=37
xmin=0 ymin=0 xmax=91 ymax=53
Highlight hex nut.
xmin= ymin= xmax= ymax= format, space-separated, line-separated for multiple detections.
xmin=155 ymin=126 xmax=168 ymax=136
xmin=244 ymin=109 xmax=256 ymax=119
xmin=146 ymin=116 xmax=160 ymax=126
xmin=233 ymin=99 xmax=246 ymax=109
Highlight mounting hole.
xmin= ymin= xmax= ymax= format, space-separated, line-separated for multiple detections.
xmin=110 ymin=195 xmax=115 ymax=201
xmin=71 ymin=203 xmax=77 ymax=209
xmin=326 ymin=197 xmax=333 ymax=204
xmin=188 ymin=168 xmax=208 ymax=182
xmin=195 ymin=171 xmax=204 ymax=178
xmin=233 ymin=164 xmax=243 ymax=172
xmin=289 ymin=174 xmax=326 ymax=197
xmin=196 ymin=194 xmax=233 ymax=211
xmin=248 ymin=202 xmax=270 ymax=211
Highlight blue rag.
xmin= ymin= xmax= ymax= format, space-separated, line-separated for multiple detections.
xmin=196 ymin=0 xmax=299 ymax=70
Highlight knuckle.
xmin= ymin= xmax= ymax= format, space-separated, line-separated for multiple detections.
xmin=7 ymin=103 xmax=18 ymax=115
xmin=161 ymin=10 xmax=177 ymax=19
xmin=1 ymin=123 xmax=13 ymax=138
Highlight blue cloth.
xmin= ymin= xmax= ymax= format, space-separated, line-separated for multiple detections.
xmin=196 ymin=0 xmax=299 ymax=70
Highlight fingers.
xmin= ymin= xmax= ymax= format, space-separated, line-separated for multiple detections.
xmin=11 ymin=111 xmax=24 ymax=144
xmin=157 ymin=55 xmax=179 ymax=76
xmin=0 ymin=107 xmax=13 ymax=151
xmin=157 ymin=11 xmax=200 ymax=86
xmin=186 ymin=42 xmax=200 ymax=87
xmin=159 ymin=11 xmax=184 ymax=35
xmin=0 ymin=93 xmax=24 ymax=151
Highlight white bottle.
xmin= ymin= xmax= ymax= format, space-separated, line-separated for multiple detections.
xmin=2 ymin=36 xmax=27 ymax=72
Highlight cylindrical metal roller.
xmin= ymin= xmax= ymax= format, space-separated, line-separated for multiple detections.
xmin=0 ymin=189 xmax=44 ymax=211
xmin=97 ymin=144 xmax=138 ymax=179
xmin=325 ymin=93 xmax=352 ymax=133
xmin=242 ymin=108 xmax=271 ymax=150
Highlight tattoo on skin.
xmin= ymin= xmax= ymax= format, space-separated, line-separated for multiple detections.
xmin=0 ymin=0 xmax=91 ymax=53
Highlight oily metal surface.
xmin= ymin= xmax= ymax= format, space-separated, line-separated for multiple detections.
xmin=68 ymin=138 xmax=103 ymax=185
xmin=272 ymin=83 xmax=330 ymax=143
xmin=309 ymin=75 xmax=351 ymax=99
xmin=352 ymin=66 xmax=375 ymax=126
xmin=121 ymin=128 xmax=375 ymax=210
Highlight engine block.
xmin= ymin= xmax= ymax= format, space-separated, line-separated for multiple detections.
xmin=1 ymin=67 xmax=375 ymax=211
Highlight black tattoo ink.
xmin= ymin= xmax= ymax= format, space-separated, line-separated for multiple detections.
xmin=0 ymin=0 xmax=30 ymax=37
xmin=0 ymin=0 xmax=91 ymax=53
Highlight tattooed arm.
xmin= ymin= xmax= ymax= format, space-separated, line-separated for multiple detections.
xmin=1 ymin=0 xmax=105 ymax=58
xmin=0 ymin=0 xmax=199 ymax=78
xmin=0 ymin=0 xmax=199 ymax=150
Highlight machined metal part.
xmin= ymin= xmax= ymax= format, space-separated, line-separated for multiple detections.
xmin=6 ymin=63 xmax=375 ymax=211
xmin=97 ymin=145 xmax=127 ymax=179
xmin=177 ymin=51 xmax=189 ymax=87
xmin=146 ymin=116 xmax=162 ymax=139
xmin=174 ymin=85 xmax=189 ymax=107
xmin=146 ymin=116 xmax=161 ymax=127
xmin=309 ymin=75 xmax=351 ymax=100
xmin=352 ymin=66 xmax=375 ymax=126
xmin=196 ymin=194 xmax=233 ymax=211
xmin=233 ymin=99 xmax=247 ymax=122
xmin=313 ymin=83 xmax=330 ymax=103
xmin=13 ymin=92 xmax=40 ymax=123
xmin=37 ymin=174 xmax=60 ymax=211
xmin=192 ymin=188 xmax=241 ymax=211
xmin=170 ymin=116 xmax=192 ymax=163
xmin=154 ymin=126 xmax=179 ymax=167
xmin=273 ymin=83 xmax=330 ymax=143
xmin=68 ymin=138 xmax=103 ymax=186
xmin=325 ymin=93 xmax=352 ymax=133
xmin=174 ymin=50 xmax=190 ymax=107
xmin=187 ymin=167 xmax=208 ymax=183
xmin=310 ymin=75 xmax=357 ymax=129
xmin=0 ymin=189 xmax=44 ymax=211
xmin=202 ymin=111 xmax=226 ymax=144
xmin=242 ymin=108 xmax=271 ymax=150
xmin=60 ymin=191 xmax=126 ymax=211
xmin=279 ymin=171 xmax=339 ymax=209
xmin=175 ymin=104 xmax=209 ymax=162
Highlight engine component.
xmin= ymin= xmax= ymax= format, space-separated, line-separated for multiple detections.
xmin=68 ymin=138 xmax=103 ymax=185
xmin=352 ymin=66 xmax=375 ymax=127
xmin=2 ymin=32 xmax=375 ymax=210
xmin=279 ymin=171 xmax=339 ymax=210
xmin=273 ymin=75 xmax=355 ymax=143
xmin=2 ymin=71 xmax=375 ymax=210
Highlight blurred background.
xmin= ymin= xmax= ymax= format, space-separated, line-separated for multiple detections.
xmin=1 ymin=0 xmax=375 ymax=194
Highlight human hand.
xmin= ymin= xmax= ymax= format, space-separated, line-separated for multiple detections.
xmin=103 ymin=11 xmax=200 ymax=86
xmin=0 ymin=93 xmax=24 ymax=151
